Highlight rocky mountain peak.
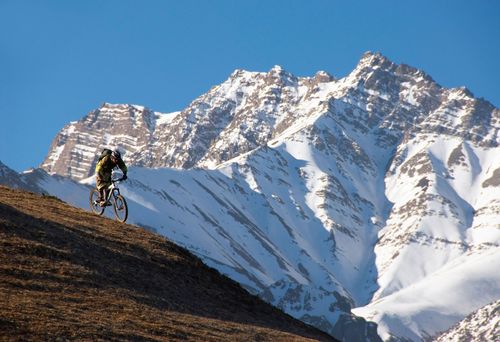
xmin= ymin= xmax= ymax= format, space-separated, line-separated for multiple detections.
xmin=266 ymin=65 xmax=298 ymax=86
xmin=228 ymin=68 xmax=258 ymax=81
xmin=268 ymin=64 xmax=293 ymax=77
xmin=313 ymin=70 xmax=335 ymax=83
xmin=40 ymin=102 xmax=160 ymax=179
xmin=452 ymin=86 xmax=474 ymax=98
xmin=357 ymin=51 xmax=394 ymax=71
xmin=0 ymin=161 xmax=18 ymax=180
xmin=41 ymin=53 xmax=499 ymax=178
xmin=95 ymin=102 xmax=155 ymax=125
xmin=351 ymin=51 xmax=436 ymax=87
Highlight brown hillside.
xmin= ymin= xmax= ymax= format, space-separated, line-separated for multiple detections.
xmin=0 ymin=186 xmax=335 ymax=341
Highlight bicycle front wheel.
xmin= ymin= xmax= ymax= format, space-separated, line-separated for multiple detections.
xmin=89 ymin=189 xmax=105 ymax=215
xmin=113 ymin=194 xmax=128 ymax=223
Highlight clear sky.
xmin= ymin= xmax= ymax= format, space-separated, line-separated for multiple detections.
xmin=1 ymin=0 xmax=499 ymax=172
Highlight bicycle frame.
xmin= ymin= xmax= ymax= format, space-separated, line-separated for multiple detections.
xmin=105 ymin=180 xmax=122 ymax=203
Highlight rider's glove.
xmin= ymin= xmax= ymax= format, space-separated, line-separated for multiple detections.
xmin=122 ymin=174 xmax=128 ymax=181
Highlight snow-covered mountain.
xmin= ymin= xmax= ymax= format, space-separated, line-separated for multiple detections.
xmin=433 ymin=299 xmax=499 ymax=341
xmin=5 ymin=52 xmax=499 ymax=341
xmin=0 ymin=161 xmax=44 ymax=193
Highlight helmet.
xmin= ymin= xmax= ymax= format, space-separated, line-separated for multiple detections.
xmin=111 ymin=150 xmax=121 ymax=159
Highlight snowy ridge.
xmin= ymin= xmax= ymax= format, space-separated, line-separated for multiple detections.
xmin=352 ymin=135 xmax=499 ymax=339
xmin=13 ymin=51 xmax=500 ymax=341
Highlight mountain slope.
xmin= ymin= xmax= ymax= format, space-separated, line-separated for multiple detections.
xmin=433 ymin=299 xmax=499 ymax=341
xmin=0 ymin=161 xmax=43 ymax=193
xmin=7 ymin=161 xmax=383 ymax=341
xmin=0 ymin=185 xmax=334 ymax=341
xmin=17 ymin=51 xmax=500 ymax=341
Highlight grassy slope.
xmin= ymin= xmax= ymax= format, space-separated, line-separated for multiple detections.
xmin=0 ymin=186 xmax=335 ymax=341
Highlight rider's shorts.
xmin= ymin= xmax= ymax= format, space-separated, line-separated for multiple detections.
xmin=96 ymin=172 xmax=112 ymax=191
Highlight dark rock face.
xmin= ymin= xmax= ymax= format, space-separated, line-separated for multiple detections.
xmin=332 ymin=314 xmax=383 ymax=342
xmin=483 ymin=168 xmax=500 ymax=187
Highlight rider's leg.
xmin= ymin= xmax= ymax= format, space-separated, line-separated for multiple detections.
xmin=103 ymin=188 xmax=109 ymax=204
xmin=97 ymin=182 xmax=110 ymax=206
xmin=97 ymin=172 xmax=112 ymax=205
xmin=99 ymin=188 xmax=105 ymax=201
xmin=97 ymin=181 xmax=106 ymax=204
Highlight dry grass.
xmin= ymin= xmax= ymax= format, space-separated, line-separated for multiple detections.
xmin=0 ymin=186 xmax=335 ymax=341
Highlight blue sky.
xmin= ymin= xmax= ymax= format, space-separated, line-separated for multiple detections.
xmin=1 ymin=0 xmax=499 ymax=172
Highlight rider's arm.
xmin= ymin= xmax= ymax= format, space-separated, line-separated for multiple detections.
xmin=117 ymin=159 xmax=128 ymax=175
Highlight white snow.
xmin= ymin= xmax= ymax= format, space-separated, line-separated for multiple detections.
xmin=155 ymin=111 xmax=180 ymax=126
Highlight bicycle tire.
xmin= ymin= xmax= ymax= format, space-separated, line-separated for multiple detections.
xmin=113 ymin=194 xmax=128 ymax=223
xmin=89 ymin=189 xmax=105 ymax=215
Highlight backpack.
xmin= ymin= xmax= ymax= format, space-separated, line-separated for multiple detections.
xmin=98 ymin=148 xmax=112 ymax=162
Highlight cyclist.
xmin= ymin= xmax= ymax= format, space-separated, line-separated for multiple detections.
xmin=96 ymin=149 xmax=128 ymax=206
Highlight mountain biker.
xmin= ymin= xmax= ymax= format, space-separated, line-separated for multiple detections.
xmin=95 ymin=150 xmax=128 ymax=206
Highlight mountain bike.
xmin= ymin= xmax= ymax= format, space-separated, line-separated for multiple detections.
xmin=89 ymin=177 xmax=128 ymax=223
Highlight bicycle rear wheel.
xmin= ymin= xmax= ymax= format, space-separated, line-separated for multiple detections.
xmin=89 ymin=189 xmax=105 ymax=215
xmin=113 ymin=194 xmax=128 ymax=223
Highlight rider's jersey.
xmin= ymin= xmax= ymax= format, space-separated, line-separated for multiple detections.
xmin=95 ymin=155 xmax=127 ymax=181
